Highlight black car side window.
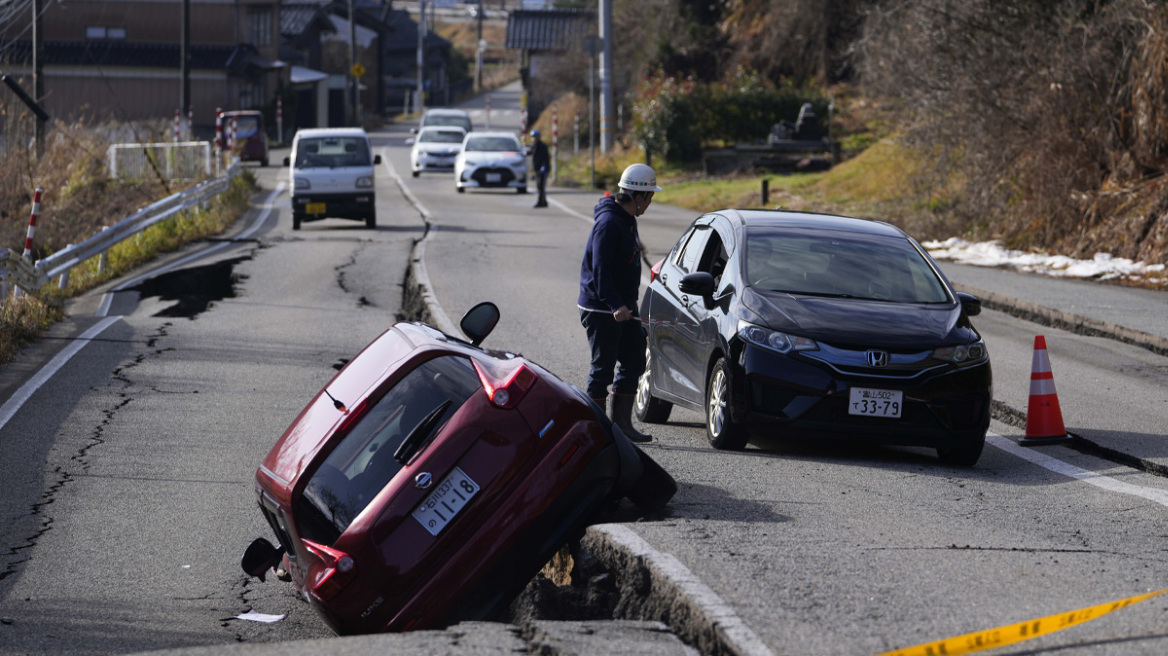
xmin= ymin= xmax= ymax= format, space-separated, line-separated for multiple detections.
xmin=677 ymin=226 xmax=712 ymax=274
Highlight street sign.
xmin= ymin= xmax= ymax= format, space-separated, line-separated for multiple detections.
xmin=351 ymin=62 xmax=366 ymax=78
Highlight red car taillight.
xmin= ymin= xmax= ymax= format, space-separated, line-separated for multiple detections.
xmin=649 ymin=258 xmax=664 ymax=284
xmin=303 ymin=540 xmax=357 ymax=601
xmin=473 ymin=361 xmax=538 ymax=409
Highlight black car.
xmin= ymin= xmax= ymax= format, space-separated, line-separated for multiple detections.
xmin=636 ymin=210 xmax=992 ymax=466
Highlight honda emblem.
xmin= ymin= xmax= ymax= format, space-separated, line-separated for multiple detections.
xmin=414 ymin=472 xmax=433 ymax=490
xmin=866 ymin=350 xmax=889 ymax=368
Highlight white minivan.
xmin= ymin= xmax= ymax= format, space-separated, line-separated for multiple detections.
xmin=285 ymin=128 xmax=382 ymax=230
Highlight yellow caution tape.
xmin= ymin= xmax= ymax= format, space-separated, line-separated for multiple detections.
xmin=871 ymin=587 xmax=1168 ymax=656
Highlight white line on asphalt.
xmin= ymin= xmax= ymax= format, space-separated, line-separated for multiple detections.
xmin=596 ymin=524 xmax=777 ymax=656
xmin=382 ymin=152 xmax=460 ymax=336
xmin=0 ymin=316 xmax=122 ymax=432
xmin=988 ymin=433 xmax=1168 ymax=507
xmin=96 ymin=183 xmax=285 ymax=317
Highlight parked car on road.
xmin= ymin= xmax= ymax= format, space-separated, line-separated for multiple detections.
xmin=242 ymin=303 xmax=675 ymax=634
xmin=414 ymin=108 xmax=473 ymax=134
xmin=407 ymin=126 xmax=467 ymax=177
xmin=636 ymin=210 xmax=992 ymax=465
xmin=286 ymin=128 xmax=382 ymax=230
xmin=454 ymin=131 xmax=528 ymax=194
xmin=222 ymin=109 xmax=269 ymax=166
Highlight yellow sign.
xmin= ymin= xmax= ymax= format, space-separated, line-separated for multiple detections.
xmin=871 ymin=587 xmax=1168 ymax=656
xmin=350 ymin=62 xmax=366 ymax=78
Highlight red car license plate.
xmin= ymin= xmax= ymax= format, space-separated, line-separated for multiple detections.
xmin=412 ymin=467 xmax=480 ymax=536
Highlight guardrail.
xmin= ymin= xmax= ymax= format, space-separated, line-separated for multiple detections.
xmin=1 ymin=161 xmax=242 ymax=295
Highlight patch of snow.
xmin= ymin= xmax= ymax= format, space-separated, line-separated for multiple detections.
xmin=923 ymin=238 xmax=1168 ymax=285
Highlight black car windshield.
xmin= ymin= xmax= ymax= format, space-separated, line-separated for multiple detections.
xmin=745 ymin=228 xmax=951 ymax=303
xmin=465 ymin=136 xmax=519 ymax=152
xmin=420 ymin=130 xmax=465 ymax=144
xmin=296 ymin=355 xmax=480 ymax=545
xmin=294 ymin=137 xmax=371 ymax=168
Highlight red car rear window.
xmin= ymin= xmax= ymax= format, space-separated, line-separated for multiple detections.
xmin=296 ymin=355 xmax=480 ymax=545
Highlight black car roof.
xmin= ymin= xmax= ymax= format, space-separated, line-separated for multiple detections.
xmin=713 ymin=209 xmax=910 ymax=239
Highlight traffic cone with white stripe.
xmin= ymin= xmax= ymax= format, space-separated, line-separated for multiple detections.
xmin=1019 ymin=335 xmax=1072 ymax=446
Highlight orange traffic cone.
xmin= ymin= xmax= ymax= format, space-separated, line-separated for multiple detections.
xmin=1019 ymin=335 xmax=1072 ymax=446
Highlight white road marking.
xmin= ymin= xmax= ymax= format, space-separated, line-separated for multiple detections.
xmin=0 ymin=316 xmax=122 ymax=431
xmin=988 ymin=433 xmax=1168 ymax=507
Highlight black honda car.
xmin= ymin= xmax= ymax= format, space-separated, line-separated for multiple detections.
xmin=636 ymin=210 xmax=992 ymax=466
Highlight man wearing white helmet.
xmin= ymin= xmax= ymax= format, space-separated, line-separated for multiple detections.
xmin=577 ymin=163 xmax=662 ymax=442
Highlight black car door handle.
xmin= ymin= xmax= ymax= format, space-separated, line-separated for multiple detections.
xmin=681 ymin=294 xmax=689 ymax=305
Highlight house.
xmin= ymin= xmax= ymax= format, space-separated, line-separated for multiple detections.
xmin=504 ymin=8 xmax=594 ymax=124
xmin=0 ymin=0 xmax=284 ymax=133
xmin=281 ymin=2 xmax=337 ymax=132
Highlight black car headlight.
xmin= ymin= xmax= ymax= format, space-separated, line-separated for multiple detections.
xmin=933 ymin=340 xmax=988 ymax=365
xmin=738 ymin=320 xmax=818 ymax=354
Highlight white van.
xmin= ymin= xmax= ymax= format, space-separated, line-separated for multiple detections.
xmin=285 ymin=128 xmax=382 ymax=230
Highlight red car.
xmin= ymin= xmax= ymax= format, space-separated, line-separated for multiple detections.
xmin=242 ymin=303 xmax=675 ymax=634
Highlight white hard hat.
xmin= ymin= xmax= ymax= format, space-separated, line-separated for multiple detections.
xmin=618 ymin=163 xmax=663 ymax=193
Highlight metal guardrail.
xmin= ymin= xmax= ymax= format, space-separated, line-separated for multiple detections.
xmin=0 ymin=161 xmax=242 ymax=294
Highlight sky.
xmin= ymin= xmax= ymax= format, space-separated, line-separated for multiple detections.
xmin=922 ymin=238 xmax=1168 ymax=287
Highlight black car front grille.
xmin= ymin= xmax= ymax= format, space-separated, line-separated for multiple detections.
xmin=802 ymin=344 xmax=947 ymax=380
xmin=471 ymin=167 xmax=516 ymax=186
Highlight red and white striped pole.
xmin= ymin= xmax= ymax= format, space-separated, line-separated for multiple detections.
xmin=551 ymin=104 xmax=558 ymax=182
xmin=23 ymin=188 xmax=42 ymax=261
xmin=187 ymin=106 xmax=194 ymax=140
xmin=215 ymin=108 xmax=224 ymax=152
xmin=229 ymin=117 xmax=237 ymax=155
xmin=276 ymin=96 xmax=283 ymax=146
xmin=173 ymin=109 xmax=180 ymax=143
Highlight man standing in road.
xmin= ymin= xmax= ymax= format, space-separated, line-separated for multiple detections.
xmin=577 ymin=163 xmax=661 ymax=442
xmin=530 ymin=129 xmax=550 ymax=208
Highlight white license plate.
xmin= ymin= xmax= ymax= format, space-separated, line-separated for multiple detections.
xmin=486 ymin=172 xmax=502 ymax=183
xmin=412 ymin=467 xmax=480 ymax=536
xmin=848 ymin=388 xmax=903 ymax=418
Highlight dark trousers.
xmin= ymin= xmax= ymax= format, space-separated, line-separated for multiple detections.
xmin=580 ymin=309 xmax=646 ymax=399
xmin=535 ymin=170 xmax=548 ymax=205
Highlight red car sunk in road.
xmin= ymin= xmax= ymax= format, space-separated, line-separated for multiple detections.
xmin=242 ymin=303 xmax=675 ymax=634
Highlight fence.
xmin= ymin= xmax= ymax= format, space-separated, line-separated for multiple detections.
xmin=108 ymin=141 xmax=215 ymax=180
xmin=0 ymin=161 xmax=242 ymax=295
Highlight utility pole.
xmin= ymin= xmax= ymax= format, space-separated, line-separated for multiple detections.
xmin=348 ymin=0 xmax=359 ymax=125
xmin=474 ymin=0 xmax=483 ymax=92
xmin=415 ymin=0 xmax=425 ymax=114
xmin=598 ymin=0 xmax=614 ymax=153
xmin=180 ymin=0 xmax=190 ymax=123
xmin=32 ymin=0 xmax=44 ymax=156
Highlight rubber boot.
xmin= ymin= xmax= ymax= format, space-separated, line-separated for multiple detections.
xmin=610 ymin=393 xmax=652 ymax=443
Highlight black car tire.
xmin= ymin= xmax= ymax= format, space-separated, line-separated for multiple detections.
xmin=706 ymin=358 xmax=749 ymax=451
xmin=517 ymin=187 xmax=528 ymax=194
xmin=292 ymin=213 xmax=302 ymax=231
xmin=624 ymin=445 xmax=677 ymax=511
xmin=366 ymin=212 xmax=377 ymax=229
xmin=457 ymin=185 xmax=465 ymax=193
xmin=412 ymin=170 xmax=420 ymax=178
xmin=635 ymin=347 xmax=672 ymax=424
xmin=936 ymin=433 xmax=986 ymax=467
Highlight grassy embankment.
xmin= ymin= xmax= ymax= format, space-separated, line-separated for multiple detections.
xmin=0 ymin=121 xmax=256 ymax=365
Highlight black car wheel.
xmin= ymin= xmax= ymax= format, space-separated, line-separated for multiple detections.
xmin=624 ymin=445 xmax=677 ymax=511
xmin=936 ymin=433 xmax=986 ymax=467
xmin=706 ymin=358 xmax=749 ymax=450
xmin=292 ymin=213 xmax=302 ymax=231
xmin=517 ymin=186 xmax=527 ymax=194
xmin=366 ymin=212 xmax=377 ymax=229
xmin=635 ymin=347 xmax=672 ymax=424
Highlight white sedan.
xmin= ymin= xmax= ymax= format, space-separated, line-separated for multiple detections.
xmin=408 ymin=126 xmax=467 ymax=177
xmin=454 ymin=131 xmax=528 ymax=194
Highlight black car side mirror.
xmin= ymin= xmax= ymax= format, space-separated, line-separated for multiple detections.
xmin=241 ymin=537 xmax=285 ymax=582
xmin=956 ymin=291 xmax=982 ymax=317
xmin=460 ymin=302 xmax=500 ymax=346
xmin=679 ymin=272 xmax=716 ymax=298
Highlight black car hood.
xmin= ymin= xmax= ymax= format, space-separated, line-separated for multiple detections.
xmin=739 ymin=286 xmax=977 ymax=349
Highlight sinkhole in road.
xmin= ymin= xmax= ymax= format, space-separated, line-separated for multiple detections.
xmin=131 ymin=256 xmax=250 ymax=319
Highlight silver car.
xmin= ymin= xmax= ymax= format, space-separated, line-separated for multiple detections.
xmin=454 ymin=131 xmax=528 ymax=194
xmin=408 ymin=126 xmax=467 ymax=177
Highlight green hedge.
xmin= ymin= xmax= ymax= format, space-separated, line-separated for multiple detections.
xmin=632 ymin=69 xmax=830 ymax=162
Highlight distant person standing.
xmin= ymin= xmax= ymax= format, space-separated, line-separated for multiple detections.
xmin=577 ymin=163 xmax=661 ymax=442
xmin=530 ymin=129 xmax=550 ymax=208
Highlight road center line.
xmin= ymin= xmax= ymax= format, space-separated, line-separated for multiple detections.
xmin=988 ymin=433 xmax=1168 ymax=507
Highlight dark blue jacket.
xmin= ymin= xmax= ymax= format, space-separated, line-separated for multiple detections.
xmin=578 ymin=196 xmax=642 ymax=313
